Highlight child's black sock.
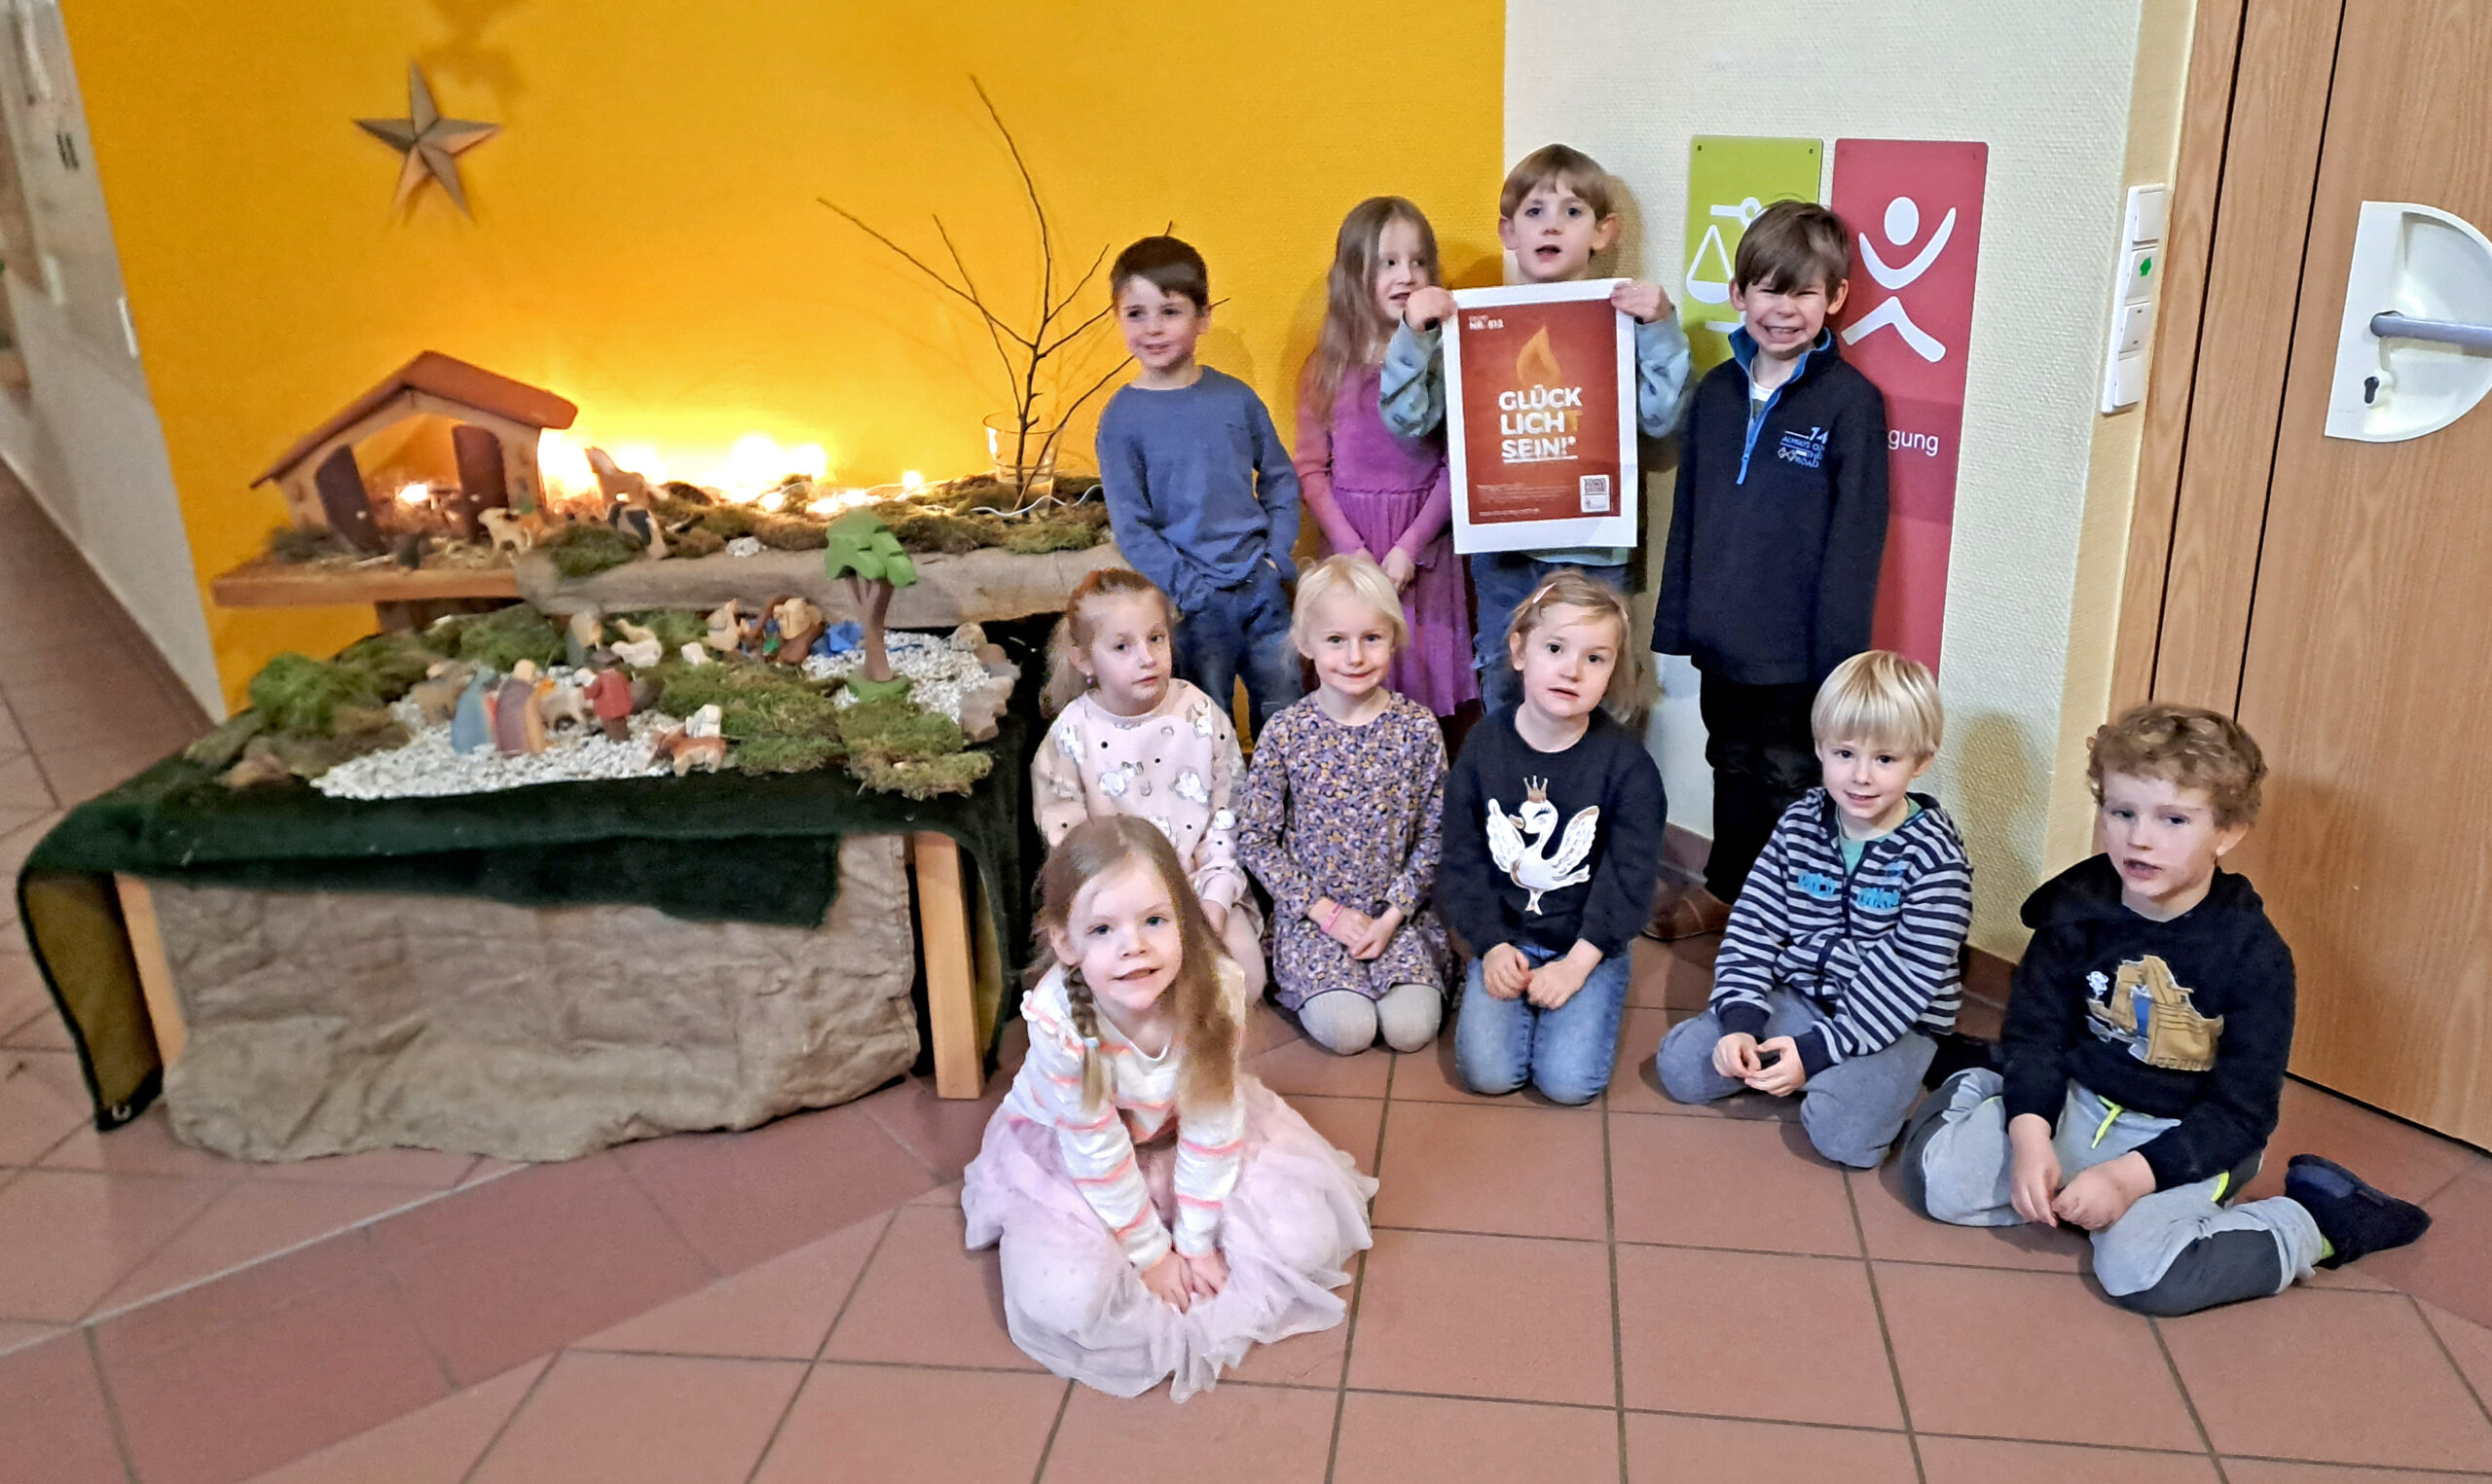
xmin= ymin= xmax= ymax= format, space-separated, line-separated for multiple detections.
xmin=1920 ymin=1030 xmax=1999 ymax=1090
xmin=2285 ymin=1154 xmax=2432 ymax=1268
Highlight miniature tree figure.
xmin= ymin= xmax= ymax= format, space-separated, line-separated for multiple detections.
xmin=824 ymin=511 xmax=918 ymax=702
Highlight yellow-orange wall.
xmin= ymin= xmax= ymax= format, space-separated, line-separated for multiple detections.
xmin=63 ymin=1 xmax=1504 ymax=706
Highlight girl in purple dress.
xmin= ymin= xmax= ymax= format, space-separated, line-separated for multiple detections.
xmin=1294 ymin=198 xmax=1478 ymax=717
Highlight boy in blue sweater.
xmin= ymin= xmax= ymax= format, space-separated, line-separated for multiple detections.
xmin=1096 ymin=235 xmax=1303 ymax=738
xmin=1381 ymin=144 xmax=1693 ymax=717
xmin=1652 ymin=201 xmax=1888 ymax=920
xmin=1656 ymin=650 xmax=1971 ymax=1167
xmin=1902 ymin=705 xmax=2431 ymax=1314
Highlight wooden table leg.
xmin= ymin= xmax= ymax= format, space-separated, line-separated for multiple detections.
xmin=912 ymin=832 xmax=983 ymax=1099
xmin=112 ymin=875 xmax=186 ymax=1068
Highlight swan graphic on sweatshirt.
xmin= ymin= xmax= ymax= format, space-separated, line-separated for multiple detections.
xmin=1484 ymin=778 xmax=1598 ymax=914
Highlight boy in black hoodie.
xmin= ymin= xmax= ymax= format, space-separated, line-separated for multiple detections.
xmin=1653 ymin=200 xmax=1889 ymax=928
xmin=1900 ymin=705 xmax=2432 ymax=1315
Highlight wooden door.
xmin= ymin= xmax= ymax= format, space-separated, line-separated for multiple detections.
xmin=2226 ymin=0 xmax=2492 ymax=1144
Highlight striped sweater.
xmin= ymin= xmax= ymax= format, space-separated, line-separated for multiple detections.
xmin=1710 ymin=790 xmax=1973 ymax=1075
xmin=1001 ymin=965 xmax=1247 ymax=1270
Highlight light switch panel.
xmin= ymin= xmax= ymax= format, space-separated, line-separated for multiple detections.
xmin=2125 ymin=184 xmax=2170 ymax=247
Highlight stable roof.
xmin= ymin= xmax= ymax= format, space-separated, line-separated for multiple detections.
xmin=251 ymin=351 xmax=577 ymax=487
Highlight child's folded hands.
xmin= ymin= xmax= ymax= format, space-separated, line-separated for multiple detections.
xmin=2007 ymin=1114 xmax=2064 ymax=1225
xmin=1141 ymin=1250 xmax=1192 ymax=1312
xmin=1743 ymin=1035 xmax=1807 ymax=1096
xmin=1712 ymin=1031 xmax=1765 ymax=1079
xmin=1482 ymin=944 xmax=1531 ymax=999
xmin=1345 ymin=905 xmax=1405 ymax=961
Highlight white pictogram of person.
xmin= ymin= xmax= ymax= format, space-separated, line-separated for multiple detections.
xmin=1842 ymin=195 xmax=1955 ymax=363
xmin=1685 ymin=196 xmax=1764 ymax=317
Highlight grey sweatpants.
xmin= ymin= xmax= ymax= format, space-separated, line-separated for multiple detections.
xmin=1902 ymin=1068 xmax=2324 ymax=1315
xmin=1655 ymin=990 xmax=1937 ymax=1168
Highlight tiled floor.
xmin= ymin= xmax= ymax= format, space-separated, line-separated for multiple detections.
xmin=2 ymin=472 xmax=2489 ymax=1481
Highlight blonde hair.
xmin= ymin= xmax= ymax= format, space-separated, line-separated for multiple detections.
xmin=1044 ymin=567 xmax=1174 ymax=716
xmin=1812 ymin=650 xmax=1942 ymax=759
xmin=1034 ymin=816 xmax=1241 ymax=1113
xmin=1303 ymin=197 xmax=1439 ymax=417
xmin=2088 ymin=702 xmax=2267 ymax=828
xmin=1291 ymin=553 xmax=1407 ymax=652
xmin=1501 ymin=144 xmax=1616 ymax=221
xmin=1504 ymin=569 xmax=1644 ymax=722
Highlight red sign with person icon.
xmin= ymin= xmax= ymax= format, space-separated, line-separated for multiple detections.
xmin=1829 ymin=139 xmax=1988 ymax=673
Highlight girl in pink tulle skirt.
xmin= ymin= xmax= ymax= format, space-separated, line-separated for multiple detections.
xmin=962 ymin=816 xmax=1375 ymax=1400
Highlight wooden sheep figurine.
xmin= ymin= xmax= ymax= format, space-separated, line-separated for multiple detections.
xmin=479 ymin=508 xmax=532 ymax=554
xmin=653 ymin=727 xmax=729 ymax=776
xmin=538 ymin=677 xmax=595 ymax=734
xmin=611 ymin=620 xmax=665 ymax=670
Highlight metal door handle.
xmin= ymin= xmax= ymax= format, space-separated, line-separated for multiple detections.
xmin=2370 ymin=310 xmax=2492 ymax=352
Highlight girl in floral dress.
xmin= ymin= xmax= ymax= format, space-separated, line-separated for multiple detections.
xmin=1236 ymin=556 xmax=1449 ymax=1054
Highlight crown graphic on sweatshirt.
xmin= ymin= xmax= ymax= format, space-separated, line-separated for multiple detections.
xmin=1523 ymin=777 xmax=1550 ymax=803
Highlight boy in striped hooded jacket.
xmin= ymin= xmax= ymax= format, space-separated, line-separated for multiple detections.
xmin=1656 ymin=650 xmax=1972 ymax=1167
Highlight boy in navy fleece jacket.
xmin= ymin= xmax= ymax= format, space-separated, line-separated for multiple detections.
xmin=1902 ymin=705 xmax=2432 ymax=1315
xmin=1652 ymin=200 xmax=1887 ymax=911
xmin=1657 ymin=652 xmax=1970 ymax=1168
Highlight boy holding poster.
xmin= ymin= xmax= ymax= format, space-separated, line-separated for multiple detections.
xmin=1652 ymin=201 xmax=1889 ymax=918
xmin=1381 ymin=145 xmax=1693 ymax=716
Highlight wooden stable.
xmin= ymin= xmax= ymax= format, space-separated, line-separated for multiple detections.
xmin=250 ymin=351 xmax=576 ymax=552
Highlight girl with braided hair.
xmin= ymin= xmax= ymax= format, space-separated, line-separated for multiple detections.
xmin=962 ymin=816 xmax=1375 ymax=1399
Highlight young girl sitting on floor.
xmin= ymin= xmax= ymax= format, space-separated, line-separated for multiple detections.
xmin=1235 ymin=555 xmax=1449 ymax=1054
xmin=962 ymin=815 xmax=1375 ymax=1400
xmin=1293 ymin=197 xmax=1476 ymax=717
xmin=1033 ymin=568 xmax=1267 ymax=997
xmin=1441 ymin=571 xmax=1665 ymax=1104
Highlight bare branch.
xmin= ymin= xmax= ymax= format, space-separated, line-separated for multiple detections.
xmin=1038 ymin=300 xmax=1118 ymax=359
xmin=970 ymin=76 xmax=1053 ymax=342
xmin=1050 ymin=241 xmax=1110 ymax=320
xmin=934 ymin=215 xmax=1035 ymax=402
xmin=818 ymin=197 xmax=985 ymax=315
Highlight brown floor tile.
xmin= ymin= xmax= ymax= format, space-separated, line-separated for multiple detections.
xmin=92 ymin=1180 xmax=431 ymax=1316
xmin=0 ymin=1167 xmax=232 ymax=1321
xmin=2241 ymin=1079 xmax=2484 ymax=1207
xmin=2421 ymin=1300 xmax=2492 ymax=1403
xmin=856 ymin=1071 xmax=1007 ymax=1182
xmin=1040 ymin=1380 xmax=1337 ymax=1483
xmin=1914 ymin=1435 xmax=2218 ymax=1482
xmin=823 ymin=1202 xmax=1041 ymax=1371
xmin=2219 ymin=1462 xmax=2492 ymax=1482
xmin=0 ymin=1318 xmax=60 ymax=1355
xmin=106 ymin=1254 xmax=452 ymax=1484
xmin=2159 ymin=1285 xmax=2492 ymax=1471
xmin=580 ymin=1212 xmax=887 ymax=1360
xmin=612 ymin=1100 xmax=934 ymax=1274
xmin=1625 ymin=1411 xmax=1916 ymax=1483
xmin=244 ymin=1144 xmax=482 ymax=1189
xmin=466 ymin=1351 xmax=804 ymax=1484
xmin=1611 ymin=1113 xmax=1858 ymax=1256
xmin=0 ymin=945 xmax=53 ymax=1038
xmin=1371 ymin=1101 xmax=1608 ymax=1241
xmin=92 ymin=1223 xmax=382 ymax=1369
xmin=366 ymin=1153 xmax=711 ymax=1385
xmin=1289 ymin=1094 xmax=1384 ymax=1174
xmin=1876 ymin=1261 xmax=2202 ymax=1451
xmin=1385 ymin=1032 xmax=1508 ymax=1104
xmin=1616 ymin=1246 xmax=1898 ymax=1429
xmin=40 ymin=1104 xmax=255 ymax=1179
xmin=1605 ymin=1006 xmax=1685 ymax=1115
xmin=1347 ymin=1228 xmax=1614 ymax=1405
xmin=245 ymin=1357 xmax=549 ymax=1484
xmin=2365 ymin=1161 xmax=2492 ymax=1330
xmin=0 ymin=1048 xmax=98 ymax=1166
xmin=0 ymin=754 xmax=53 ymax=811
xmin=1250 ymin=1035 xmax=1393 ymax=1099
xmin=0 ymin=1005 xmax=69 ymax=1049
xmin=0 ymin=1332 xmax=130 ymax=1484
xmin=751 ymin=1362 xmax=1064 ymax=1484
xmin=1628 ymin=935 xmax=1716 ymax=1011
xmin=1333 ymin=1392 xmax=1616 ymax=1484
xmin=1244 ymin=1000 xmax=1301 ymax=1057
xmin=1845 ymin=1164 xmax=2086 ymax=1272
xmin=0 ymin=810 xmax=63 ymax=878
xmin=910 ymin=1177 xmax=965 ymax=1206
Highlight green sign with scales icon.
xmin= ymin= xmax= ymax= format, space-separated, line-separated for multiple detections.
xmin=1682 ymin=136 xmax=1825 ymax=376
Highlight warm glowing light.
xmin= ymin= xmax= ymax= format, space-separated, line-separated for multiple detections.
xmin=724 ymin=433 xmax=788 ymax=495
xmin=806 ymin=493 xmax=847 ymax=516
xmin=536 ymin=430 xmax=595 ymax=495
xmin=900 ymin=470 xmax=925 ymax=491
xmin=788 ymin=443 xmax=828 ymax=481
xmin=611 ymin=443 xmax=670 ymax=485
xmin=756 ymin=490 xmax=787 ymax=513
xmin=393 ymin=482 xmax=432 ymax=508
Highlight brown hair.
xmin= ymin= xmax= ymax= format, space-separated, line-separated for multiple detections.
xmin=1044 ymin=567 xmax=1174 ymax=715
xmin=1303 ymin=197 xmax=1439 ymax=416
xmin=1110 ymin=235 xmax=1210 ymax=311
xmin=1734 ymin=199 xmax=1851 ymax=296
xmin=2087 ymin=702 xmax=2267 ymax=828
xmin=1504 ymin=568 xmax=1645 ymax=723
xmin=1500 ymin=144 xmax=1615 ymax=222
xmin=1034 ymin=815 xmax=1241 ymax=1114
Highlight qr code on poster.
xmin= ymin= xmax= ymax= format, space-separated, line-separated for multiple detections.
xmin=1578 ymin=474 xmax=1611 ymax=513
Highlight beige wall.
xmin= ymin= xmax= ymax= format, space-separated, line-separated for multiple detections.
xmin=1507 ymin=0 xmax=2193 ymax=953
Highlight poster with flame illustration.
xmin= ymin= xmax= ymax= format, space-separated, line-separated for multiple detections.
xmin=1444 ymin=278 xmax=1638 ymax=555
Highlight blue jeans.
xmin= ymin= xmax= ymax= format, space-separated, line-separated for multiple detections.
xmin=1175 ymin=565 xmax=1301 ymax=739
xmin=1470 ymin=553 xmax=1630 ymax=716
xmin=1453 ymin=943 xmax=1631 ymax=1104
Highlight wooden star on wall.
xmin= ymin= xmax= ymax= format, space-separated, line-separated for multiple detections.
xmin=355 ymin=63 xmax=499 ymax=216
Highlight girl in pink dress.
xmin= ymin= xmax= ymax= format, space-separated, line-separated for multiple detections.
xmin=1294 ymin=197 xmax=1478 ymax=716
xmin=962 ymin=816 xmax=1375 ymax=1400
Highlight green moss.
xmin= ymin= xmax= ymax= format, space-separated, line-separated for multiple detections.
xmin=851 ymin=749 xmax=993 ymax=799
xmin=754 ymin=515 xmax=828 ymax=551
xmin=332 ymin=632 xmax=442 ymax=698
xmin=656 ymin=660 xmax=842 ymax=741
xmin=448 ymin=605 xmax=566 ymax=672
xmin=669 ymin=525 xmax=726 ymax=559
xmin=836 ymin=697 xmax=964 ymax=761
xmin=247 ymin=653 xmax=383 ymax=736
xmin=730 ymin=734 xmax=844 ymax=775
xmin=184 ymin=710 xmax=267 ymax=771
xmin=541 ymin=523 xmax=643 ymax=578
xmin=699 ymin=506 xmax=760 ymax=540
